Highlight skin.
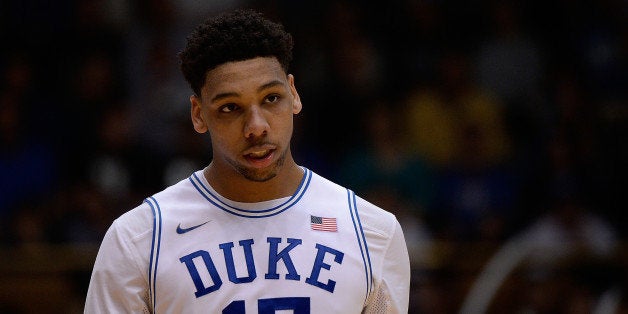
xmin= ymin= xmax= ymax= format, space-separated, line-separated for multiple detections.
xmin=190 ymin=57 xmax=303 ymax=203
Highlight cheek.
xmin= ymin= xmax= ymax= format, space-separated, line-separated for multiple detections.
xmin=279 ymin=119 xmax=295 ymax=143
xmin=207 ymin=128 xmax=234 ymax=152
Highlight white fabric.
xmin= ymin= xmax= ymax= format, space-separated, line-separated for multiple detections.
xmin=85 ymin=168 xmax=410 ymax=313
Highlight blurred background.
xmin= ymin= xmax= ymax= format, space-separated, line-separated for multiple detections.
xmin=0 ymin=0 xmax=626 ymax=313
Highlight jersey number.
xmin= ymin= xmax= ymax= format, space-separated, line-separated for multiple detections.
xmin=223 ymin=297 xmax=310 ymax=313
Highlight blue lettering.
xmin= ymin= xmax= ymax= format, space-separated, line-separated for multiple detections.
xmin=265 ymin=237 xmax=302 ymax=280
xmin=181 ymin=238 xmax=344 ymax=298
xmin=179 ymin=250 xmax=223 ymax=297
xmin=305 ymin=244 xmax=344 ymax=292
xmin=259 ymin=297 xmax=310 ymax=313
xmin=219 ymin=239 xmax=257 ymax=284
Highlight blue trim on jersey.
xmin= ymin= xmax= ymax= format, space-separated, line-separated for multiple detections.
xmin=189 ymin=167 xmax=312 ymax=218
xmin=352 ymin=192 xmax=374 ymax=291
xmin=347 ymin=189 xmax=373 ymax=305
xmin=145 ymin=197 xmax=163 ymax=313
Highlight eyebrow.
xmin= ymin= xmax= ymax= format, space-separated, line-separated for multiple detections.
xmin=210 ymin=80 xmax=285 ymax=103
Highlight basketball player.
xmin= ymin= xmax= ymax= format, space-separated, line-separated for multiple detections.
xmin=85 ymin=9 xmax=410 ymax=313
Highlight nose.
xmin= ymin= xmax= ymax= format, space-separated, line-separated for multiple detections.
xmin=244 ymin=105 xmax=269 ymax=139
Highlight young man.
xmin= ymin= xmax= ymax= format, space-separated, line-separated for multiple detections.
xmin=85 ymin=9 xmax=410 ymax=313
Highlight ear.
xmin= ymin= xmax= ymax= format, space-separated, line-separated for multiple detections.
xmin=288 ymin=74 xmax=302 ymax=114
xmin=190 ymin=95 xmax=208 ymax=133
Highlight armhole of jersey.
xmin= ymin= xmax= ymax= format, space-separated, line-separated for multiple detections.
xmin=347 ymin=189 xmax=374 ymax=306
xmin=145 ymin=197 xmax=163 ymax=313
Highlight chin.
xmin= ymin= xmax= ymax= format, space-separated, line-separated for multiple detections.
xmin=242 ymin=170 xmax=278 ymax=182
xmin=233 ymin=160 xmax=282 ymax=182
xmin=227 ymin=147 xmax=287 ymax=182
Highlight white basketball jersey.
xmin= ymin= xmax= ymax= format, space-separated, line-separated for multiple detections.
xmin=85 ymin=168 xmax=410 ymax=313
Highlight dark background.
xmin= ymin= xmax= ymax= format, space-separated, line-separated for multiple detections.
xmin=1 ymin=0 xmax=626 ymax=312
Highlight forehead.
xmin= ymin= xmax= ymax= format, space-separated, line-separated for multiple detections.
xmin=201 ymin=57 xmax=288 ymax=98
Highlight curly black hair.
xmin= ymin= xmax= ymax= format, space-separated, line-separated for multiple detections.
xmin=179 ymin=9 xmax=294 ymax=96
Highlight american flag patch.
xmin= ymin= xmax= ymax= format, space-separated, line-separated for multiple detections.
xmin=311 ymin=215 xmax=337 ymax=232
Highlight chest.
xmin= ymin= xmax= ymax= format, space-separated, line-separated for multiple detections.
xmin=152 ymin=205 xmax=369 ymax=313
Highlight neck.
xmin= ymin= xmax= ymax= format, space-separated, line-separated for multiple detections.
xmin=203 ymin=158 xmax=304 ymax=203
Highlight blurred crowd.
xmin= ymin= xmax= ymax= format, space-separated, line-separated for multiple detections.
xmin=1 ymin=0 xmax=627 ymax=312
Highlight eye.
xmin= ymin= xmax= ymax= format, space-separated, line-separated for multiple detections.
xmin=264 ymin=94 xmax=281 ymax=104
xmin=219 ymin=103 xmax=239 ymax=113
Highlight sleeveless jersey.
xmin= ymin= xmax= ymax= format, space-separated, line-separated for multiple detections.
xmin=85 ymin=168 xmax=410 ymax=313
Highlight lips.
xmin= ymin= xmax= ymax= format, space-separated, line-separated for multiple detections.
xmin=246 ymin=149 xmax=273 ymax=159
xmin=243 ymin=145 xmax=276 ymax=167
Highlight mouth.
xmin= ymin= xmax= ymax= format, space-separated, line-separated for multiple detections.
xmin=243 ymin=145 xmax=276 ymax=167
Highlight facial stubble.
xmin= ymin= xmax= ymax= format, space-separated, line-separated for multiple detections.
xmin=226 ymin=145 xmax=288 ymax=182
